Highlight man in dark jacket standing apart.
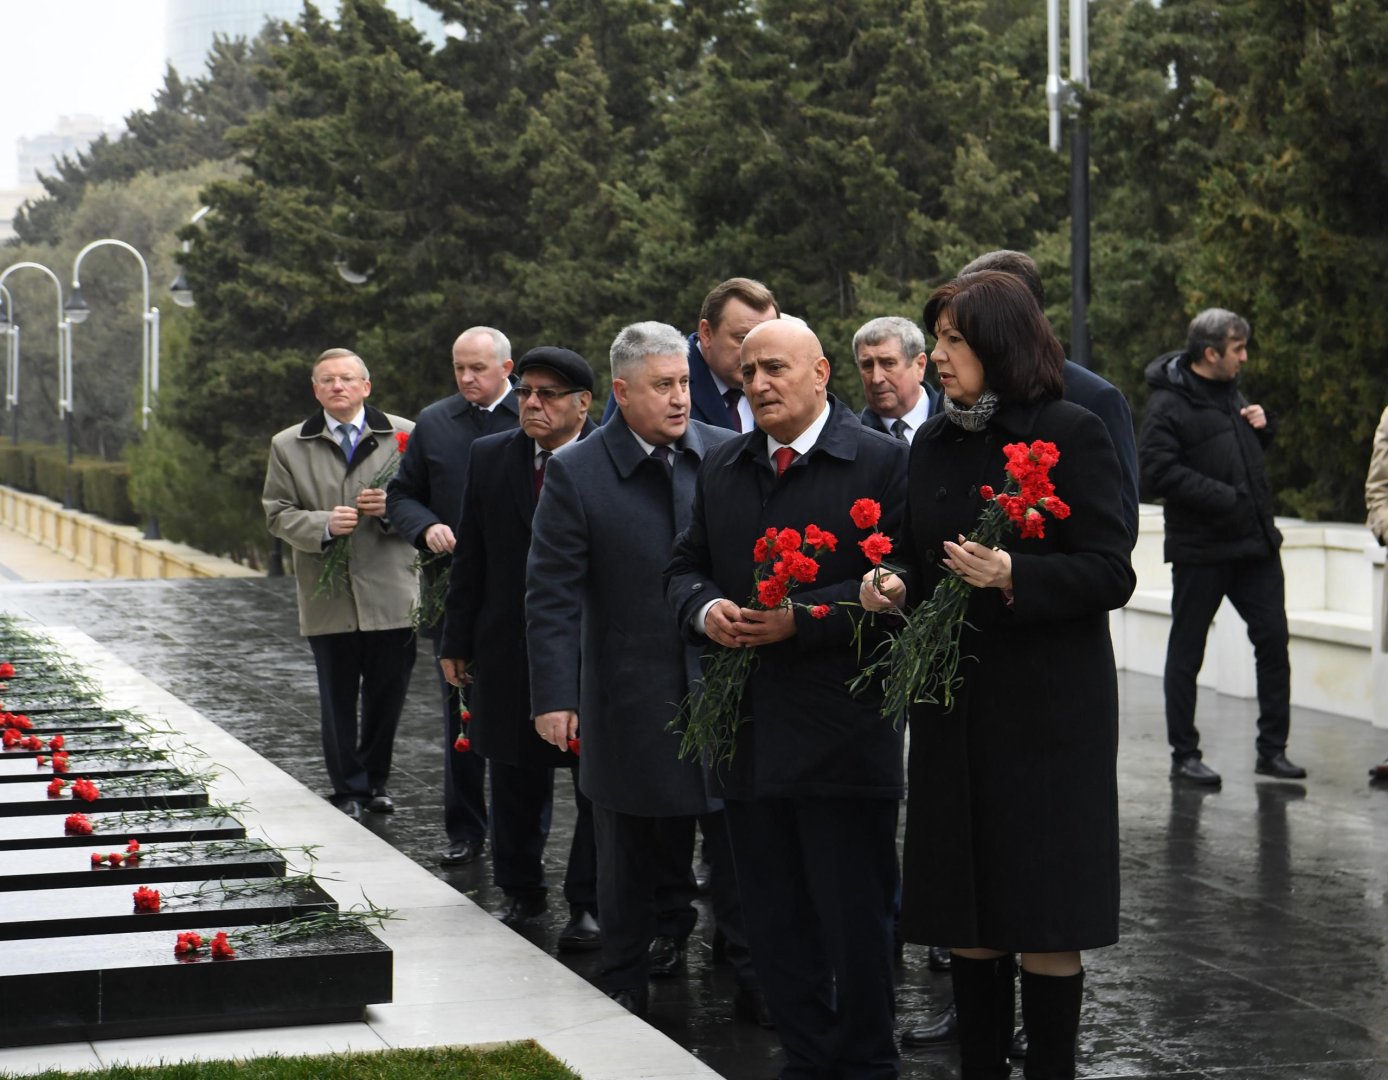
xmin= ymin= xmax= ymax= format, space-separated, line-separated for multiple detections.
xmin=1140 ymin=308 xmax=1306 ymax=785
xmin=667 ymin=319 xmax=907 ymax=1079
xmin=386 ymin=326 xmax=519 ymax=866
xmin=439 ymin=347 xmax=600 ymax=949
xmin=527 ymin=321 xmax=768 ymax=1021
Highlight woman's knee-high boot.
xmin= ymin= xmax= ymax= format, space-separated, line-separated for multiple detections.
xmin=950 ymin=953 xmax=1016 ymax=1079
xmin=1019 ymin=968 xmax=1084 ymax=1080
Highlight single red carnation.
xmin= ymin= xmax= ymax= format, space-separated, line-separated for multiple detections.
xmin=752 ymin=537 xmax=771 ymax=562
xmin=460 ymin=710 xmax=471 ymax=724
xmin=455 ymin=735 xmax=471 ymax=753
xmin=107 ymin=852 xmax=124 ymax=866
xmin=394 ymin=431 xmax=409 ymax=453
xmin=21 ymin=736 xmax=41 ymax=751
xmin=91 ymin=852 xmax=103 ymax=866
xmin=36 ymin=755 xmax=47 ymax=767
xmin=849 ymin=499 xmax=882 ymax=530
xmin=126 ymin=839 xmax=140 ymax=853
xmin=757 ymin=576 xmax=788 ymax=608
xmin=979 ymin=485 xmax=995 ymax=501
xmin=210 ymin=931 xmax=236 ymax=960
xmin=133 ymin=886 xmax=161 ymax=913
xmin=1 ymin=728 xmax=17 ymax=748
xmin=73 ymin=778 xmax=100 ymax=802
xmin=0 ymin=663 xmax=13 ymax=678
xmin=53 ymin=757 xmax=69 ymax=774
xmin=859 ymin=532 xmax=894 ymax=565
xmin=804 ymin=524 xmax=838 ymax=552
xmin=46 ymin=777 xmax=65 ymax=797
xmin=783 ymin=551 xmax=819 ymax=584
xmin=175 ymin=931 xmax=203 ymax=955
xmin=773 ymin=528 xmax=802 ymax=555
xmin=48 ymin=735 xmax=64 ymax=751
xmin=65 ymin=813 xmax=92 ymax=834
xmin=1019 ymin=508 xmax=1047 ymax=540
xmin=12 ymin=715 xmax=32 ymax=730
xmin=567 ymin=737 xmax=581 ymax=756
xmin=1045 ymin=496 xmax=1072 ymax=520
xmin=810 ymin=605 xmax=831 ymax=620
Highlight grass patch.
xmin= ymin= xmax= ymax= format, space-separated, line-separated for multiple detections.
xmin=5 ymin=1044 xmax=580 ymax=1080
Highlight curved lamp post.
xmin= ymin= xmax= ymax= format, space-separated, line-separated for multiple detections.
xmin=168 ymin=205 xmax=211 ymax=309
xmin=0 ymin=285 xmax=17 ymax=445
xmin=0 ymin=262 xmax=73 ymax=504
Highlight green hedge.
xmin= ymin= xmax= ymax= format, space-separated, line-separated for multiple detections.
xmin=0 ymin=441 xmax=136 ymax=525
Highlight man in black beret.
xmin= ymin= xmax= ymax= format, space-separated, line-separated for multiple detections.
xmin=439 ymin=346 xmax=602 ymax=950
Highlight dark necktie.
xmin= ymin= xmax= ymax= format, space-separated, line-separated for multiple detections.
xmin=651 ymin=444 xmax=673 ymax=469
xmin=773 ymin=446 xmax=798 ymax=477
xmin=724 ymin=388 xmax=744 ymax=433
xmin=337 ymin=422 xmax=357 ymax=461
xmin=890 ymin=418 xmax=909 ymax=442
xmin=533 ymin=449 xmax=552 ymax=499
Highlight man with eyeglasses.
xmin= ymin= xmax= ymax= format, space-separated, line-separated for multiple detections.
xmin=439 ymin=347 xmax=601 ymax=952
xmin=263 ymin=348 xmax=418 ymax=822
xmin=387 ymin=326 xmax=519 ymax=868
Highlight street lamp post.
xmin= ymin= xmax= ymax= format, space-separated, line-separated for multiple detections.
xmin=0 ymin=284 xmax=17 ymax=446
xmin=66 ymin=239 xmax=162 ymax=538
xmin=1047 ymin=0 xmax=1092 ymax=369
xmin=0 ymin=263 xmax=72 ymax=503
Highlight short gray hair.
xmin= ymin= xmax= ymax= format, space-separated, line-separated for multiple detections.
xmin=610 ymin=321 xmax=688 ymax=381
xmin=1186 ymin=308 xmax=1250 ymax=361
xmin=314 ymin=348 xmax=370 ymax=381
xmin=852 ymin=316 xmax=926 ymax=363
xmin=458 ymin=326 xmax=512 ymax=364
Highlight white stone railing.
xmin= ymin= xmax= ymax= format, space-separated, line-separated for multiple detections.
xmin=1114 ymin=505 xmax=1385 ymax=728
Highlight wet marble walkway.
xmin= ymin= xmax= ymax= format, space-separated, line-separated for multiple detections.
xmin=1 ymin=576 xmax=1386 ymax=1079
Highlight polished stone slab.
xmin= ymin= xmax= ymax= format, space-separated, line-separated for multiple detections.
xmin=0 ymin=840 xmax=283 ymax=891
xmin=0 ymin=779 xmax=208 ymax=816
xmin=0 ymin=757 xmax=170 ymax=782
xmin=0 ymin=810 xmax=245 ymax=850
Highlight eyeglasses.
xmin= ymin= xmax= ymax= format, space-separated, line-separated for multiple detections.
xmin=314 ymin=375 xmax=365 ymax=387
xmin=516 ymin=385 xmax=585 ymax=403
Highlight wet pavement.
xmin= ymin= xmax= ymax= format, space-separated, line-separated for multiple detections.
xmin=1 ymin=575 xmax=1386 ymax=1078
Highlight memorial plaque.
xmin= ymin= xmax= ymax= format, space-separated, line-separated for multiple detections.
xmin=0 ymin=758 xmax=169 ymax=783
xmin=0 ymin=778 xmax=208 ymax=816
xmin=0 ymin=840 xmax=284 ymax=891
xmin=0 ymin=811 xmax=245 ymax=851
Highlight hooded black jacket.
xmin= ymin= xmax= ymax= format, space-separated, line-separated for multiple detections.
xmin=1138 ymin=350 xmax=1281 ymax=564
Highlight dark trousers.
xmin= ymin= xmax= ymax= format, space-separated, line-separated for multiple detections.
xmin=1165 ymin=555 xmax=1291 ymax=761
xmin=725 ymin=796 xmax=900 ymax=1080
xmin=430 ymin=634 xmax=488 ymax=846
xmin=679 ymin=810 xmax=757 ymax=987
xmin=594 ymin=805 xmax=699 ymax=992
xmin=489 ymin=759 xmax=597 ymax=914
xmin=308 ymin=627 xmax=416 ymax=802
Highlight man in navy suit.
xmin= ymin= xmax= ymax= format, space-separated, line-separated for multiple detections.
xmin=439 ymin=347 xmax=600 ymax=950
xmin=667 ymin=319 xmax=908 ymax=1079
xmin=387 ymin=326 xmax=518 ymax=866
xmin=602 ymin=277 xmax=779 ymax=429
xmin=854 ymin=316 xmax=940 ymax=444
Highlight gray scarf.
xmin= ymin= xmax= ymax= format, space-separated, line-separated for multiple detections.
xmin=941 ymin=389 xmax=1000 ymax=432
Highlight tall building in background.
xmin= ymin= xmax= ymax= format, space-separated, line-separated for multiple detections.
xmin=165 ymin=0 xmax=448 ymax=78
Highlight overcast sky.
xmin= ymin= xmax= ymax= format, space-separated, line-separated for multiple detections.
xmin=2 ymin=2 xmax=169 ymax=188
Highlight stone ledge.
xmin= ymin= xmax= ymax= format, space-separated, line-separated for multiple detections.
xmin=0 ymin=487 xmax=259 ymax=581
xmin=1126 ymin=590 xmax=1373 ymax=648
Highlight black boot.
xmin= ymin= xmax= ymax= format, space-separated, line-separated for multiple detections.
xmin=950 ymin=953 xmax=1015 ymax=1079
xmin=1019 ymin=968 xmax=1084 ymax=1080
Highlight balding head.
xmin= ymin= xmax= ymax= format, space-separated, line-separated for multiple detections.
xmin=740 ymin=320 xmax=830 ymax=444
xmin=452 ymin=326 xmax=514 ymax=405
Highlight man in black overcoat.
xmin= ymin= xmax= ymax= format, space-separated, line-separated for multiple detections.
xmin=386 ymin=326 xmax=518 ymax=865
xmin=527 ymin=321 xmax=770 ymax=1020
xmin=438 ymin=347 xmax=599 ymax=949
xmin=666 ymin=319 xmax=908 ymax=1079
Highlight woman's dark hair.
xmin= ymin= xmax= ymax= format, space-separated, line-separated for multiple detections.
xmin=922 ymin=271 xmax=1065 ymax=403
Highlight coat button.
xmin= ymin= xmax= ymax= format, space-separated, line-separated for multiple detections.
xmin=691 ymin=583 xmax=703 ymax=592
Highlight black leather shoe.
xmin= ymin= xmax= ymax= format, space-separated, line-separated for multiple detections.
xmin=648 ymin=935 xmax=687 ymax=977
xmin=609 ymin=986 xmax=648 ymax=1017
xmin=337 ymin=799 xmax=365 ymax=821
xmin=901 ymin=1004 xmax=958 ymax=1047
xmin=439 ymin=839 xmax=482 ymax=866
xmin=1010 ymin=1023 xmax=1028 ymax=1059
xmin=1170 ymin=756 xmax=1222 ymax=786
xmin=927 ymin=945 xmax=952 ymax=971
xmin=733 ymin=984 xmax=774 ymax=1029
xmin=558 ymin=910 xmax=601 ymax=952
xmin=1370 ymin=759 xmax=1388 ymax=780
xmin=365 ymin=791 xmax=395 ymax=813
xmin=493 ymin=894 xmax=547 ymax=928
xmin=1255 ymin=752 xmax=1307 ymax=779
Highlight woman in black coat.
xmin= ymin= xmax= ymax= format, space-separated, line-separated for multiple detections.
xmin=861 ymin=271 xmax=1135 ymax=1079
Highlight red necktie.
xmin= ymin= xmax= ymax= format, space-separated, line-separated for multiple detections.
xmin=773 ymin=446 xmax=798 ymax=477
xmin=533 ymin=450 xmax=552 ymax=499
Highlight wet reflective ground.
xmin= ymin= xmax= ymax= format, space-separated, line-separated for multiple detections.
xmin=2 ymin=576 xmax=1387 ymax=1078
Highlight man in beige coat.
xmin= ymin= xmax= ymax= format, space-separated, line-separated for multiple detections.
xmin=1367 ymin=405 xmax=1388 ymax=779
xmin=263 ymin=348 xmax=418 ymax=820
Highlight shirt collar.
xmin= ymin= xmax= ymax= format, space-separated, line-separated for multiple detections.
xmin=479 ymin=382 xmax=512 ymax=412
xmin=892 ymin=389 xmax=934 ymax=439
xmin=766 ymin=399 xmax=831 ymax=460
xmin=325 ymin=407 xmax=366 ymax=434
xmin=534 ymin=428 xmax=583 ymax=466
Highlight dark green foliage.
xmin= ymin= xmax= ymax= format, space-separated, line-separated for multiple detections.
xmin=81 ymin=462 xmax=138 ymax=525
xmin=30 ymin=448 xmax=80 ymax=507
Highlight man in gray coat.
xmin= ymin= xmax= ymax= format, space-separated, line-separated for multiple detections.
xmin=262 ymin=348 xmax=418 ymax=820
xmin=526 ymin=321 xmax=763 ymax=1021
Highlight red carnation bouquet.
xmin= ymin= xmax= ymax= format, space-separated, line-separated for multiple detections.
xmin=316 ymin=430 xmax=411 ymax=597
xmin=674 ymin=523 xmax=838 ymax=763
xmin=855 ymin=440 xmax=1070 ymax=716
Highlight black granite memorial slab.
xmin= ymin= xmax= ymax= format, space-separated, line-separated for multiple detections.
xmin=8 ymin=711 xmax=129 ymax=733
xmin=0 ymin=923 xmax=393 ymax=1046
xmin=0 ymin=693 xmax=99 ymax=714
xmin=0 ymin=811 xmax=245 ymax=850
xmin=1 ymin=876 xmax=338 ymax=939
xmin=0 ymin=840 xmax=284 ymax=891
xmin=0 ymin=732 xmax=142 ymax=755
xmin=0 ymin=758 xmax=169 ymax=783
xmin=0 ymin=778 xmax=208 ymax=816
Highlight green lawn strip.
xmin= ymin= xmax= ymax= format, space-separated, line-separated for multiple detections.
xmin=4 ymin=1044 xmax=580 ymax=1080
